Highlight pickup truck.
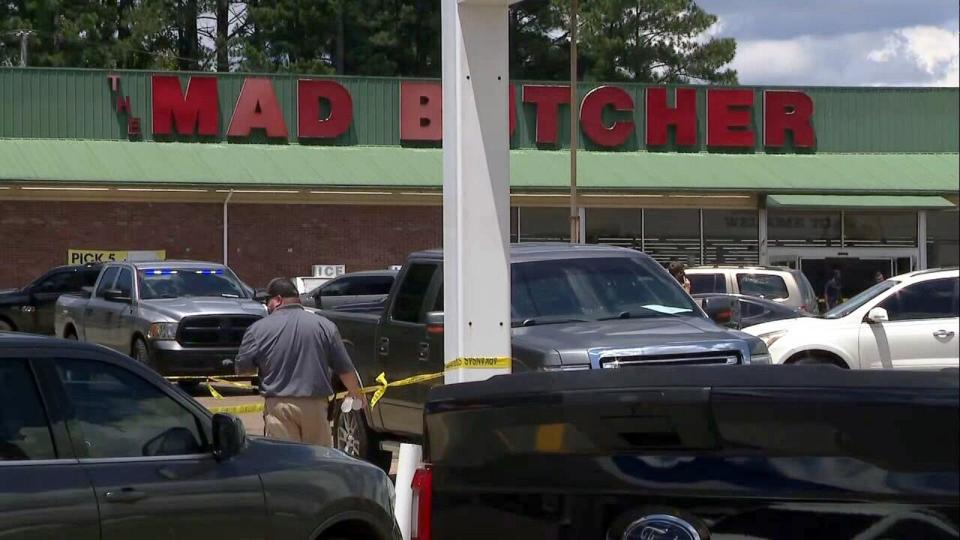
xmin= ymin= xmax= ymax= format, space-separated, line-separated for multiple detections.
xmin=0 ymin=264 xmax=102 ymax=334
xmin=324 ymin=244 xmax=769 ymax=470
xmin=55 ymin=261 xmax=266 ymax=378
xmin=415 ymin=366 xmax=959 ymax=540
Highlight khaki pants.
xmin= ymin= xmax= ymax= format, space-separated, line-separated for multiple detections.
xmin=263 ymin=396 xmax=333 ymax=447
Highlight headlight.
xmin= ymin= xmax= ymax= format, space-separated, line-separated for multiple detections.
xmin=147 ymin=322 xmax=178 ymax=340
xmin=758 ymin=330 xmax=788 ymax=349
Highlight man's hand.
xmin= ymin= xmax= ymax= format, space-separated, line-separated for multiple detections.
xmin=339 ymin=371 xmax=368 ymax=410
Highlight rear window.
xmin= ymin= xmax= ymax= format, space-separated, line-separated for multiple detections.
xmin=688 ymin=273 xmax=726 ymax=294
xmin=391 ymin=264 xmax=438 ymax=323
xmin=737 ymin=273 xmax=789 ymax=300
xmin=345 ymin=276 xmax=395 ymax=296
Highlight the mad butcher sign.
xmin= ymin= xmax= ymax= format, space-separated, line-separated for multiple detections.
xmin=108 ymin=74 xmax=816 ymax=151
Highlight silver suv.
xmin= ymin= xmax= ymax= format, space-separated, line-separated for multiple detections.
xmin=686 ymin=265 xmax=819 ymax=313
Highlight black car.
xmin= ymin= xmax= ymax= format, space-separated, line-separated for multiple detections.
xmin=0 ymin=333 xmax=399 ymax=540
xmin=0 ymin=263 xmax=101 ymax=334
xmin=417 ymin=366 xmax=960 ymax=540
xmin=695 ymin=292 xmax=810 ymax=329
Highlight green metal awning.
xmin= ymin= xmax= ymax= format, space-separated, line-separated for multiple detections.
xmin=766 ymin=194 xmax=956 ymax=209
xmin=0 ymin=139 xmax=958 ymax=194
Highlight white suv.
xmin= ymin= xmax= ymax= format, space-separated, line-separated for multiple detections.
xmin=744 ymin=268 xmax=959 ymax=370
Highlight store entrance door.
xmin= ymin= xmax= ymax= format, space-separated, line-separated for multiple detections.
xmin=768 ymin=247 xmax=918 ymax=307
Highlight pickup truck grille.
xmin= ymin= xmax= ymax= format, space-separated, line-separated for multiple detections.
xmin=177 ymin=315 xmax=260 ymax=347
xmin=599 ymin=351 xmax=740 ymax=368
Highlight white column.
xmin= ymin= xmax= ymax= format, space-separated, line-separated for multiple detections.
xmin=918 ymin=210 xmax=928 ymax=270
xmin=758 ymin=207 xmax=769 ymax=265
xmin=442 ymin=0 xmax=518 ymax=384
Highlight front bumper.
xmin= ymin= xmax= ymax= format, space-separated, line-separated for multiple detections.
xmin=148 ymin=339 xmax=241 ymax=377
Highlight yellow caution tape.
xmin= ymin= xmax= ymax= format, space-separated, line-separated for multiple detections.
xmin=207 ymin=403 xmax=266 ymax=415
xmin=444 ymin=356 xmax=511 ymax=370
xmin=191 ymin=357 xmax=510 ymax=416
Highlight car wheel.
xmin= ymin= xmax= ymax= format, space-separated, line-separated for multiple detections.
xmin=333 ymin=403 xmax=392 ymax=472
xmin=64 ymin=331 xmax=78 ymax=340
xmin=793 ymin=355 xmax=843 ymax=367
xmin=0 ymin=320 xmax=13 ymax=332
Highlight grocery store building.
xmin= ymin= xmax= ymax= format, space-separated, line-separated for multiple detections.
xmin=1 ymin=67 xmax=957 ymax=296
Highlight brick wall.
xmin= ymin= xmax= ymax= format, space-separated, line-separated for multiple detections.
xmin=0 ymin=201 xmax=442 ymax=289
xmin=228 ymin=204 xmax=442 ymax=287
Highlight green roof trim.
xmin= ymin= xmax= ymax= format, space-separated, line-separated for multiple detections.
xmin=767 ymin=194 xmax=956 ymax=209
xmin=0 ymin=139 xmax=958 ymax=194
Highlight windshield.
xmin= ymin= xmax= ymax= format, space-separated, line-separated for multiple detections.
xmin=137 ymin=268 xmax=248 ymax=300
xmin=823 ymin=280 xmax=898 ymax=319
xmin=511 ymin=256 xmax=698 ymax=325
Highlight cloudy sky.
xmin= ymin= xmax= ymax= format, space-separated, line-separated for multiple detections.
xmin=697 ymin=0 xmax=959 ymax=86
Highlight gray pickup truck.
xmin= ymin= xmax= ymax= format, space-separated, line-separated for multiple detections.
xmin=55 ymin=261 xmax=266 ymax=378
xmin=323 ymin=243 xmax=770 ymax=470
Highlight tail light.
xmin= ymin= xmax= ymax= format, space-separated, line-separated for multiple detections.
xmin=411 ymin=466 xmax=433 ymax=540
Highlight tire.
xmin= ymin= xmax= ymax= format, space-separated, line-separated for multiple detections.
xmin=132 ymin=337 xmax=151 ymax=365
xmin=793 ymin=355 xmax=844 ymax=367
xmin=64 ymin=330 xmax=78 ymax=340
xmin=0 ymin=319 xmax=14 ymax=332
xmin=332 ymin=403 xmax=393 ymax=473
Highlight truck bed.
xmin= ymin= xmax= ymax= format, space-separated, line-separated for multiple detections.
xmin=423 ymin=366 xmax=960 ymax=539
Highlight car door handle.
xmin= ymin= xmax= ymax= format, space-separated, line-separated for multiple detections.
xmin=417 ymin=342 xmax=430 ymax=361
xmin=378 ymin=337 xmax=390 ymax=356
xmin=105 ymin=487 xmax=148 ymax=503
xmin=933 ymin=330 xmax=955 ymax=339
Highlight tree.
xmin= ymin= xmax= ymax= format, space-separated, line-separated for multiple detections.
xmin=509 ymin=0 xmax=736 ymax=84
xmin=576 ymin=0 xmax=737 ymax=83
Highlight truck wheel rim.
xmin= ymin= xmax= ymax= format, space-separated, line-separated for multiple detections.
xmin=337 ymin=412 xmax=361 ymax=457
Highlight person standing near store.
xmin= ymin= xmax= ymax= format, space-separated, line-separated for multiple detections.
xmin=236 ymin=278 xmax=367 ymax=446
xmin=824 ymin=268 xmax=843 ymax=309
xmin=668 ymin=261 xmax=692 ymax=294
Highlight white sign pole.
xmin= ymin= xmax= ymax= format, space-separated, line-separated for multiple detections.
xmin=442 ymin=0 xmax=517 ymax=385
xmin=394 ymin=2 xmax=518 ymax=535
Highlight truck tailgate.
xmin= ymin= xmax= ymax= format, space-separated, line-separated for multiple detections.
xmin=423 ymin=366 xmax=959 ymax=540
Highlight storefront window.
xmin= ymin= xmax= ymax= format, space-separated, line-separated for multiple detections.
xmin=703 ymin=210 xmax=758 ymax=265
xmin=928 ymin=210 xmax=959 ymax=268
xmin=644 ymin=209 xmax=701 ymax=266
xmin=585 ymin=209 xmax=642 ymax=249
xmin=844 ymin=211 xmax=917 ymax=247
xmin=518 ymin=207 xmax=569 ymax=242
xmin=510 ymin=207 xmax=519 ymax=243
xmin=768 ymin=210 xmax=841 ymax=247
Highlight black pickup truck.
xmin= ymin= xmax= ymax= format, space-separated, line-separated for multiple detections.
xmin=0 ymin=264 xmax=101 ymax=334
xmin=323 ymin=244 xmax=769 ymax=470
xmin=415 ymin=366 xmax=959 ymax=540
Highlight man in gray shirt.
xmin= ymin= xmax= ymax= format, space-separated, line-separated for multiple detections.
xmin=236 ymin=278 xmax=366 ymax=446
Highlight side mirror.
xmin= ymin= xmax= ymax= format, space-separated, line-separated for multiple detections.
xmin=253 ymin=289 xmax=270 ymax=303
xmin=212 ymin=413 xmax=246 ymax=461
xmin=701 ymin=297 xmax=738 ymax=328
xmin=865 ymin=307 xmax=889 ymax=323
xmin=425 ymin=311 xmax=444 ymax=335
xmin=103 ymin=288 xmax=132 ymax=303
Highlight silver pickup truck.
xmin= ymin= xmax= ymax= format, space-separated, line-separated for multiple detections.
xmin=55 ymin=261 xmax=265 ymax=377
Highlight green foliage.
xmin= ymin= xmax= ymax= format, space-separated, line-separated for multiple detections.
xmin=1 ymin=0 xmax=736 ymax=83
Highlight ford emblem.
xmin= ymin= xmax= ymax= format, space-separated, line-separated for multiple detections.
xmin=622 ymin=514 xmax=702 ymax=540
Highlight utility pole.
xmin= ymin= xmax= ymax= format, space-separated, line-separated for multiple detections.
xmin=16 ymin=30 xmax=33 ymax=67
xmin=569 ymin=0 xmax=580 ymax=243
